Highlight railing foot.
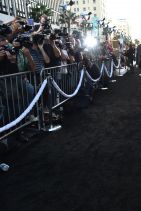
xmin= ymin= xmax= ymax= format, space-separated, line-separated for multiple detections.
xmin=43 ymin=124 xmax=62 ymax=132
xmin=109 ymin=79 xmax=116 ymax=83
xmin=100 ymin=87 xmax=108 ymax=90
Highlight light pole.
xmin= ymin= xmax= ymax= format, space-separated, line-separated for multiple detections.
xmin=81 ymin=12 xmax=92 ymax=35
xmin=59 ymin=0 xmax=75 ymax=34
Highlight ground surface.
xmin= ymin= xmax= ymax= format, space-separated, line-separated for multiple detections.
xmin=1 ymin=68 xmax=141 ymax=211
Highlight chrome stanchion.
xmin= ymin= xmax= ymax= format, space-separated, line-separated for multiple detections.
xmin=43 ymin=75 xmax=61 ymax=132
xmin=100 ymin=61 xmax=108 ymax=90
xmin=109 ymin=67 xmax=116 ymax=83
xmin=117 ymin=57 xmax=123 ymax=77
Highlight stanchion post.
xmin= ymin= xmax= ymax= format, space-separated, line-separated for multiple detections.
xmin=43 ymin=75 xmax=61 ymax=132
xmin=109 ymin=59 xmax=116 ymax=83
xmin=117 ymin=53 xmax=123 ymax=77
xmin=38 ymin=70 xmax=46 ymax=131
xmin=34 ymin=72 xmax=41 ymax=130
xmin=100 ymin=61 xmax=108 ymax=90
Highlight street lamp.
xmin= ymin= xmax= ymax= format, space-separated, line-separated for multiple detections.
xmin=81 ymin=12 xmax=92 ymax=35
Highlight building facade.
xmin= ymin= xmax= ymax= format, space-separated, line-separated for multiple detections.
xmin=62 ymin=0 xmax=107 ymax=20
xmin=0 ymin=0 xmax=61 ymax=21
xmin=109 ymin=18 xmax=130 ymax=37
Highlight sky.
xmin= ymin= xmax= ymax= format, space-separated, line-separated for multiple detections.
xmin=107 ymin=0 xmax=141 ymax=40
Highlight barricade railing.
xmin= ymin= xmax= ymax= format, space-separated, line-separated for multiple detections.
xmin=0 ymin=59 xmax=117 ymax=139
xmin=0 ymin=71 xmax=40 ymax=140
xmin=40 ymin=63 xmax=80 ymax=109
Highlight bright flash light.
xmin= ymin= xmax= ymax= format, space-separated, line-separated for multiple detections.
xmin=84 ymin=36 xmax=97 ymax=48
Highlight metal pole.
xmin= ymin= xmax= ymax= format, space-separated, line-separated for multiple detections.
xmin=5 ymin=0 xmax=10 ymax=15
xmin=44 ymin=76 xmax=62 ymax=132
xmin=11 ymin=0 xmax=17 ymax=17
xmin=24 ymin=0 xmax=28 ymax=19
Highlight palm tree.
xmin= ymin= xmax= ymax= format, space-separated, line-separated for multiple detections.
xmin=59 ymin=10 xmax=79 ymax=34
xmin=29 ymin=3 xmax=53 ymax=22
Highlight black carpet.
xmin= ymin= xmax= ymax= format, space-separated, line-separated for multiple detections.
xmin=1 ymin=69 xmax=141 ymax=211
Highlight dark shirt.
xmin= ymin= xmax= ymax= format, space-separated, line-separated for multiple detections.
xmin=0 ymin=57 xmax=19 ymax=76
xmin=124 ymin=48 xmax=135 ymax=62
xmin=43 ymin=43 xmax=61 ymax=67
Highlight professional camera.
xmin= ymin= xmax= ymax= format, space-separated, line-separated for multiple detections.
xmin=14 ymin=34 xmax=32 ymax=48
xmin=50 ymin=33 xmax=57 ymax=41
xmin=32 ymin=34 xmax=45 ymax=45
xmin=16 ymin=20 xmax=33 ymax=32
xmin=0 ymin=24 xmax=12 ymax=36
xmin=0 ymin=45 xmax=16 ymax=55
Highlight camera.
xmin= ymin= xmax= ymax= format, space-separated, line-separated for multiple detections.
xmin=16 ymin=20 xmax=33 ymax=32
xmin=0 ymin=45 xmax=16 ymax=55
xmin=32 ymin=34 xmax=45 ymax=45
xmin=41 ymin=19 xmax=52 ymax=35
xmin=14 ymin=34 xmax=32 ymax=48
xmin=0 ymin=24 xmax=12 ymax=36
xmin=50 ymin=33 xmax=57 ymax=41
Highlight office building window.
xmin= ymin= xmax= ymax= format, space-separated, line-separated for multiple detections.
xmin=93 ymin=0 xmax=96 ymax=2
xmin=77 ymin=8 xmax=79 ymax=11
xmin=93 ymin=7 xmax=96 ymax=11
xmin=83 ymin=7 xmax=86 ymax=11
xmin=83 ymin=0 xmax=85 ymax=4
xmin=74 ymin=8 xmax=76 ymax=12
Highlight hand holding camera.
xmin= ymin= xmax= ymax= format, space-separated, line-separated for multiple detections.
xmin=0 ymin=47 xmax=6 ymax=59
xmin=5 ymin=50 xmax=16 ymax=63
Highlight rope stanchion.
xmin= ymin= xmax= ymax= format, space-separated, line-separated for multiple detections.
xmin=85 ymin=62 xmax=104 ymax=83
xmin=113 ymin=57 xmax=121 ymax=69
xmin=52 ymin=69 xmax=85 ymax=98
xmin=113 ymin=55 xmax=127 ymax=77
xmin=103 ymin=60 xmax=114 ymax=78
xmin=43 ymin=76 xmax=62 ymax=132
xmin=0 ymin=79 xmax=47 ymax=133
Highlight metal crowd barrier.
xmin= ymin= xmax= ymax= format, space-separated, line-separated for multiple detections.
xmin=0 ymin=60 xmax=116 ymax=139
xmin=0 ymin=71 xmax=39 ymax=140
xmin=40 ymin=63 xmax=80 ymax=109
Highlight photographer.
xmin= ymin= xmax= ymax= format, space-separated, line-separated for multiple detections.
xmin=43 ymin=33 xmax=61 ymax=67
xmin=28 ymin=34 xmax=50 ymax=83
xmin=0 ymin=35 xmax=18 ymax=75
xmin=33 ymin=14 xmax=51 ymax=35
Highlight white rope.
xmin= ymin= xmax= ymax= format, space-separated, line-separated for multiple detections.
xmin=52 ymin=69 xmax=84 ymax=98
xmin=113 ymin=57 xmax=121 ymax=69
xmin=103 ymin=60 xmax=114 ymax=78
xmin=85 ymin=62 xmax=104 ymax=83
xmin=0 ymin=79 xmax=47 ymax=133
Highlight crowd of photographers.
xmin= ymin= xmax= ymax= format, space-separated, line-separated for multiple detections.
xmin=0 ymin=14 xmax=86 ymax=121
xmin=0 ymin=14 xmax=137 ymax=124
xmin=0 ymin=13 xmax=138 ymax=151
xmin=0 ymin=15 xmax=85 ymax=77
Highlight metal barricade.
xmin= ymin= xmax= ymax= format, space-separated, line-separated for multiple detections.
xmin=0 ymin=71 xmax=39 ymax=140
xmin=40 ymin=63 xmax=80 ymax=109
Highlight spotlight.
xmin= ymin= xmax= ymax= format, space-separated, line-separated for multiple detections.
xmin=84 ymin=36 xmax=97 ymax=48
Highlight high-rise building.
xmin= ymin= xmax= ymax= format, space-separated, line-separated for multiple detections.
xmin=109 ymin=18 xmax=130 ymax=37
xmin=62 ymin=0 xmax=107 ymax=20
xmin=0 ymin=0 xmax=61 ymax=21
